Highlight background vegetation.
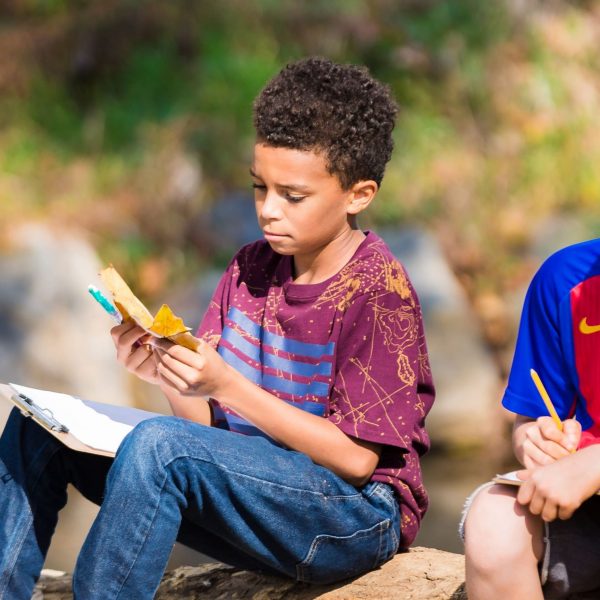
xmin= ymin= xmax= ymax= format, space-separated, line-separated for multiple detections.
xmin=2 ymin=0 xmax=600 ymax=360
xmin=5 ymin=0 xmax=600 ymax=561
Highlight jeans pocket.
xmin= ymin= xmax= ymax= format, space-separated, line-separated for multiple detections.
xmin=296 ymin=519 xmax=394 ymax=584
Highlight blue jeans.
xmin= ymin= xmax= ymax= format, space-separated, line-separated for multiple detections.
xmin=0 ymin=409 xmax=400 ymax=599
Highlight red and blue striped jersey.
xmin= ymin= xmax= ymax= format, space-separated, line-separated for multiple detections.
xmin=503 ymin=238 xmax=600 ymax=448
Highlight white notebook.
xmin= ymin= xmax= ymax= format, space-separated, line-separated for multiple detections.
xmin=2 ymin=383 xmax=159 ymax=456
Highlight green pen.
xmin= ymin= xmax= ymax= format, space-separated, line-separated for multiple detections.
xmin=88 ymin=285 xmax=123 ymax=324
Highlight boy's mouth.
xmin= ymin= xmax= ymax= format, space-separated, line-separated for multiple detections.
xmin=263 ymin=231 xmax=287 ymax=239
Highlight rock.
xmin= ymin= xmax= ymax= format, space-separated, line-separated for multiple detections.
xmin=34 ymin=547 xmax=466 ymax=599
xmin=379 ymin=227 xmax=502 ymax=450
xmin=0 ymin=222 xmax=129 ymax=405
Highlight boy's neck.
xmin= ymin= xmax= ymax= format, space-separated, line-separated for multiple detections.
xmin=292 ymin=228 xmax=366 ymax=285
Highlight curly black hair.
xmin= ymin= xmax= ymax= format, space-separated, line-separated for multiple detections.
xmin=253 ymin=57 xmax=398 ymax=190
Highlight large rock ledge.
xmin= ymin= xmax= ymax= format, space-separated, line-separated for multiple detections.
xmin=34 ymin=547 xmax=466 ymax=599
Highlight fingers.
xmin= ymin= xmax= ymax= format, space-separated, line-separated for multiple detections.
xmin=563 ymin=419 xmax=582 ymax=451
xmin=518 ymin=478 xmax=558 ymax=522
xmin=112 ymin=323 xmax=150 ymax=362
xmin=110 ymin=321 xmax=135 ymax=350
xmin=537 ymin=416 xmax=580 ymax=452
xmin=524 ymin=423 xmax=571 ymax=464
xmin=517 ymin=476 xmax=533 ymax=506
xmin=540 ymin=499 xmax=559 ymax=523
xmin=151 ymin=339 xmax=202 ymax=366
xmin=537 ymin=417 xmax=565 ymax=444
xmin=156 ymin=363 xmax=191 ymax=392
xmin=522 ymin=440 xmax=562 ymax=468
xmin=138 ymin=353 xmax=160 ymax=383
xmin=528 ymin=490 xmax=574 ymax=522
xmin=557 ymin=504 xmax=572 ymax=520
xmin=124 ymin=344 xmax=154 ymax=372
xmin=527 ymin=490 xmax=546 ymax=518
xmin=156 ymin=351 xmax=206 ymax=393
xmin=516 ymin=468 xmax=580 ymax=522
xmin=149 ymin=338 xmax=176 ymax=353
xmin=516 ymin=469 xmax=529 ymax=481
xmin=112 ymin=332 xmax=210 ymax=392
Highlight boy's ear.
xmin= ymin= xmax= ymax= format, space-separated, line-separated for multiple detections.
xmin=347 ymin=180 xmax=378 ymax=215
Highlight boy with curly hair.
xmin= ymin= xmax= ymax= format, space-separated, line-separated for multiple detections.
xmin=0 ymin=57 xmax=434 ymax=599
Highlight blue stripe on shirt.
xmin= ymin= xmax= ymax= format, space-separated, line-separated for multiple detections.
xmin=227 ymin=306 xmax=335 ymax=358
xmin=218 ymin=345 xmax=330 ymax=398
xmin=221 ymin=326 xmax=332 ymax=378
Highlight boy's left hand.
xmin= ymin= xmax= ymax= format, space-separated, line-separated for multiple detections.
xmin=151 ymin=338 xmax=235 ymax=398
xmin=517 ymin=445 xmax=600 ymax=522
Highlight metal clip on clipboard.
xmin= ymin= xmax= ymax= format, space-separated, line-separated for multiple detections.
xmin=11 ymin=393 xmax=69 ymax=433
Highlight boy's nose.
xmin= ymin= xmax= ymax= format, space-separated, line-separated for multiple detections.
xmin=259 ymin=192 xmax=283 ymax=220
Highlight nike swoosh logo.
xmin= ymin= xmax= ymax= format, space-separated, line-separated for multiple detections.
xmin=579 ymin=317 xmax=600 ymax=335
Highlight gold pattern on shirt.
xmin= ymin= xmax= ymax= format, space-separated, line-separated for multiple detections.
xmin=384 ymin=259 xmax=411 ymax=300
xmin=375 ymin=302 xmax=418 ymax=386
xmin=338 ymin=277 xmax=362 ymax=310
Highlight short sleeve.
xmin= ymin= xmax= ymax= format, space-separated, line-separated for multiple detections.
xmin=503 ymin=262 xmax=577 ymax=419
xmin=328 ymin=288 xmax=430 ymax=450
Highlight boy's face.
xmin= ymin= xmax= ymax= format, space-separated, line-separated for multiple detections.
xmin=250 ymin=143 xmax=366 ymax=260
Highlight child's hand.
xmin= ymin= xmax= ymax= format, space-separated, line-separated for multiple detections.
xmin=515 ymin=416 xmax=581 ymax=469
xmin=110 ymin=321 xmax=159 ymax=385
xmin=152 ymin=338 xmax=235 ymax=398
xmin=517 ymin=445 xmax=600 ymax=521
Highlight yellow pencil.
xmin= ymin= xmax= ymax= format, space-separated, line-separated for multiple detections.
xmin=530 ymin=368 xmax=563 ymax=432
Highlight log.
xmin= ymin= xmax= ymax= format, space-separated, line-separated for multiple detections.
xmin=34 ymin=546 xmax=466 ymax=600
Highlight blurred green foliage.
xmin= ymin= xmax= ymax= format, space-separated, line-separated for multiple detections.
xmin=2 ymin=0 xmax=600 ymax=300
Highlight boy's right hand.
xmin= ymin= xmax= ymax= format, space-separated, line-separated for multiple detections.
xmin=515 ymin=415 xmax=581 ymax=469
xmin=110 ymin=321 xmax=159 ymax=385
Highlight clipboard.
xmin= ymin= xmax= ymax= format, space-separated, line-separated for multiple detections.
xmin=0 ymin=383 xmax=159 ymax=457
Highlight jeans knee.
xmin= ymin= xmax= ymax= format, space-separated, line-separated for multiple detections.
xmin=116 ymin=416 xmax=214 ymax=465
xmin=109 ymin=417 xmax=216 ymax=500
xmin=119 ymin=416 xmax=181 ymax=454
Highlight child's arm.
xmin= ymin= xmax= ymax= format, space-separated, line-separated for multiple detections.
xmin=517 ymin=444 xmax=600 ymax=521
xmin=153 ymin=339 xmax=381 ymax=487
xmin=158 ymin=381 xmax=213 ymax=425
xmin=513 ymin=414 xmax=581 ymax=469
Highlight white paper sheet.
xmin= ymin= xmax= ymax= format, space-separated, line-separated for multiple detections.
xmin=10 ymin=383 xmax=136 ymax=454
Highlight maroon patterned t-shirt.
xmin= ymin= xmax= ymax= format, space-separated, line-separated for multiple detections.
xmin=196 ymin=231 xmax=435 ymax=547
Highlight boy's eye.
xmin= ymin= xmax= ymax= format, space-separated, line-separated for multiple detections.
xmin=285 ymin=193 xmax=306 ymax=203
xmin=252 ymin=183 xmax=266 ymax=192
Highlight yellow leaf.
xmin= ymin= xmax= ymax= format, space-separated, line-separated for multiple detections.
xmin=99 ymin=265 xmax=154 ymax=329
xmin=150 ymin=304 xmax=191 ymax=337
xmin=98 ymin=265 xmax=202 ymax=351
xmin=169 ymin=331 xmax=202 ymax=352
